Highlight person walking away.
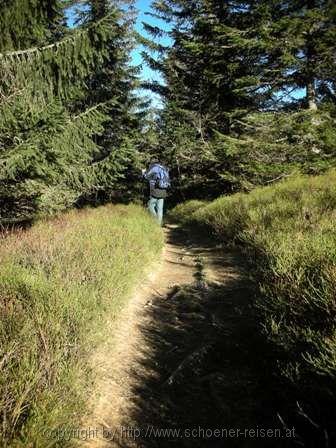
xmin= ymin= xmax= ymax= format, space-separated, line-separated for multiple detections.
xmin=142 ymin=158 xmax=170 ymax=226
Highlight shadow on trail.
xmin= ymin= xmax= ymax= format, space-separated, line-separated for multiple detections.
xmin=119 ymin=227 xmax=294 ymax=448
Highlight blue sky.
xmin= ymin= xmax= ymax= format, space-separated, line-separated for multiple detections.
xmin=132 ymin=0 xmax=172 ymax=107
xmin=67 ymin=0 xmax=170 ymax=107
xmin=67 ymin=2 xmax=305 ymax=107
xmin=133 ymin=0 xmax=170 ymax=79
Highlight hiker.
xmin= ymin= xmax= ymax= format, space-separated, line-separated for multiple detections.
xmin=142 ymin=158 xmax=170 ymax=226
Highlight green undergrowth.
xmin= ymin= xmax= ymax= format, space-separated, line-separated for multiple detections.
xmin=0 ymin=204 xmax=163 ymax=446
xmin=168 ymin=200 xmax=207 ymax=225
xmin=171 ymin=169 xmax=336 ymax=442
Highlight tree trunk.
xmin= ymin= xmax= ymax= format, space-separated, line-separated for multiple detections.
xmin=306 ymin=0 xmax=318 ymax=111
xmin=307 ymin=78 xmax=317 ymax=111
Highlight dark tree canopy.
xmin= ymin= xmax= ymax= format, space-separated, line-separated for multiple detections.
xmin=141 ymin=0 xmax=336 ymax=199
xmin=0 ymin=0 xmax=143 ymax=223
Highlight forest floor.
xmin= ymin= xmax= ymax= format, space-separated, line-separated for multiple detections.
xmin=80 ymin=225 xmax=294 ymax=448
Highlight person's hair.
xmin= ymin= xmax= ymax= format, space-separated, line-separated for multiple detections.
xmin=150 ymin=157 xmax=159 ymax=165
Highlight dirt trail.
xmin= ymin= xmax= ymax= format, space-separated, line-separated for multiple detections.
xmin=81 ymin=225 xmax=287 ymax=448
xmin=82 ymin=225 xmax=198 ymax=446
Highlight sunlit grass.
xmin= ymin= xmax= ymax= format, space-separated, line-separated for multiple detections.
xmin=172 ymin=169 xmax=336 ymax=428
xmin=0 ymin=204 xmax=163 ymax=446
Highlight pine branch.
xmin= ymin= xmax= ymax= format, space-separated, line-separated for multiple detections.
xmin=0 ymin=40 xmax=75 ymax=58
xmin=72 ymin=102 xmax=106 ymax=120
xmin=0 ymin=12 xmax=113 ymax=59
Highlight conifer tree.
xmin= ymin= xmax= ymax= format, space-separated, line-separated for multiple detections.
xmin=76 ymin=0 xmax=145 ymax=203
xmin=141 ymin=0 xmax=336 ymax=197
xmin=0 ymin=0 xmax=67 ymax=50
xmin=0 ymin=0 xmax=139 ymax=223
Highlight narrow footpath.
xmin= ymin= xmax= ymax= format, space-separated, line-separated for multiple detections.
xmin=81 ymin=225 xmax=292 ymax=448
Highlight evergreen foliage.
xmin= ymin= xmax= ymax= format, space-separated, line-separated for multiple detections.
xmin=75 ymin=0 xmax=149 ymax=204
xmin=143 ymin=0 xmax=336 ymax=199
xmin=0 ymin=0 xmax=139 ymax=223
xmin=0 ymin=0 xmax=67 ymax=50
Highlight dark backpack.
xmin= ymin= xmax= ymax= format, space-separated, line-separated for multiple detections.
xmin=155 ymin=164 xmax=171 ymax=189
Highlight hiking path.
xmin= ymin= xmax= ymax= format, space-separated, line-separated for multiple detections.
xmin=81 ymin=225 xmax=288 ymax=448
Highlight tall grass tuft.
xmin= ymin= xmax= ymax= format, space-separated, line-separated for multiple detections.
xmin=172 ymin=169 xmax=336 ymax=438
xmin=168 ymin=200 xmax=207 ymax=225
xmin=0 ymin=204 xmax=163 ymax=446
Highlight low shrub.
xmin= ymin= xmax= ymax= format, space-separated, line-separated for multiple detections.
xmin=168 ymin=200 xmax=207 ymax=225
xmin=172 ymin=169 xmax=336 ymax=439
xmin=0 ymin=204 xmax=163 ymax=446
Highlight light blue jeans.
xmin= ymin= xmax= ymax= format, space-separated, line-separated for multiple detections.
xmin=148 ymin=196 xmax=164 ymax=226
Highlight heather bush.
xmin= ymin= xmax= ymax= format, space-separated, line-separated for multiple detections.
xmin=172 ymin=169 xmax=336 ymax=436
xmin=0 ymin=204 xmax=163 ymax=446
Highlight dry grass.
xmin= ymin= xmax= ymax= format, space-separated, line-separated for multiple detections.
xmin=0 ymin=204 xmax=163 ymax=447
xmin=171 ymin=169 xmax=336 ymax=442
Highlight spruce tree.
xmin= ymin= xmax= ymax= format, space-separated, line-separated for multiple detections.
xmin=141 ymin=0 xmax=336 ymax=197
xmin=76 ymin=0 xmax=145 ymax=204
xmin=0 ymin=0 xmax=67 ymax=50
xmin=0 ymin=0 xmax=138 ymax=223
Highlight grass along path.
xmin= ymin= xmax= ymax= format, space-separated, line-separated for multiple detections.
xmin=80 ymin=225 xmax=294 ymax=448
xmin=81 ymin=224 xmax=196 ymax=447
xmin=0 ymin=205 xmax=163 ymax=446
